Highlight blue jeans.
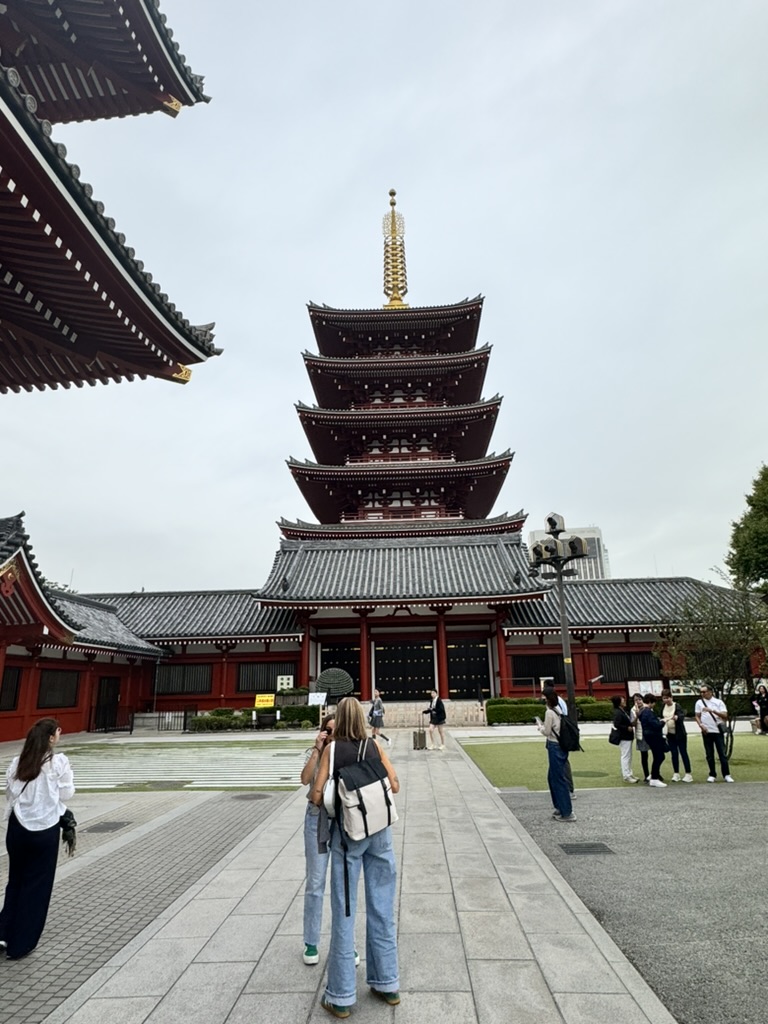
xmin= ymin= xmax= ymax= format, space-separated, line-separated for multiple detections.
xmin=547 ymin=741 xmax=572 ymax=817
xmin=303 ymin=804 xmax=329 ymax=946
xmin=325 ymin=826 xmax=399 ymax=1007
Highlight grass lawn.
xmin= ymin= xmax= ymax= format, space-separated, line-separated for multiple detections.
xmin=461 ymin=734 xmax=768 ymax=790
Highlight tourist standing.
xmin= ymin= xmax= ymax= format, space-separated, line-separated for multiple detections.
xmin=0 ymin=718 xmax=75 ymax=960
xmin=639 ymin=693 xmax=667 ymax=787
xmin=536 ymin=690 xmax=575 ymax=822
xmin=301 ymin=713 xmax=348 ymax=967
xmin=369 ymin=689 xmax=391 ymax=746
xmin=310 ymin=697 xmax=400 ymax=1018
xmin=695 ymin=686 xmax=734 ymax=783
xmin=752 ymin=683 xmax=768 ymax=735
xmin=630 ymin=692 xmax=650 ymax=783
xmin=660 ymin=689 xmax=692 ymax=782
xmin=611 ymin=695 xmax=637 ymax=783
xmin=422 ymin=689 xmax=446 ymax=750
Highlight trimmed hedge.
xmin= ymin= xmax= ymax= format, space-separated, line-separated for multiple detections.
xmin=486 ymin=699 xmax=615 ymax=725
xmin=279 ymin=704 xmax=320 ymax=727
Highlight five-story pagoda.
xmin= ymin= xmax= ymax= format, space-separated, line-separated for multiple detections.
xmin=260 ymin=192 xmax=546 ymax=702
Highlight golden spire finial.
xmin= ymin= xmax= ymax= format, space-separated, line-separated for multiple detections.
xmin=382 ymin=188 xmax=409 ymax=308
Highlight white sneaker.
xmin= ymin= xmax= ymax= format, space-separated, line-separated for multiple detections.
xmin=682 ymin=774 xmax=693 ymax=783
xmin=624 ymin=776 xmax=639 ymax=784
xmin=438 ymin=744 xmax=445 ymax=751
xmin=707 ymin=776 xmax=716 ymax=783
xmin=671 ymin=774 xmax=681 ymax=782
xmin=648 ymin=779 xmax=667 ymax=788
xmin=724 ymin=775 xmax=735 ymax=783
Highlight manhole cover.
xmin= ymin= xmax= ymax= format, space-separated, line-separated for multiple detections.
xmin=560 ymin=842 xmax=614 ymax=855
xmin=83 ymin=821 xmax=131 ymax=833
xmin=231 ymin=793 xmax=272 ymax=801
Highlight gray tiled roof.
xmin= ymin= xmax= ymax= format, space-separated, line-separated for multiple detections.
xmin=85 ymin=591 xmax=301 ymax=642
xmin=504 ymin=577 xmax=746 ymax=632
xmin=51 ymin=594 xmax=163 ymax=657
xmin=259 ymin=534 xmax=548 ymax=606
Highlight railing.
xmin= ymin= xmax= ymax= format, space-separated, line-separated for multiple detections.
xmin=89 ymin=706 xmax=134 ymax=734
xmin=345 ymin=452 xmax=455 ymax=464
xmin=353 ymin=399 xmax=448 ymax=410
xmin=341 ymin=508 xmax=465 ymax=522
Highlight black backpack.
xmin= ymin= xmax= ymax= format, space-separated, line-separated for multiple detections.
xmin=554 ymin=710 xmax=582 ymax=753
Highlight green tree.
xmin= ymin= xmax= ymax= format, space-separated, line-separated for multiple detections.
xmin=654 ymin=582 xmax=767 ymax=758
xmin=727 ymin=465 xmax=768 ymax=592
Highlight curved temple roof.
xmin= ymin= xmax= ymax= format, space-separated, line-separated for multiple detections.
xmin=0 ymin=0 xmax=208 ymax=123
xmin=0 ymin=63 xmax=218 ymax=392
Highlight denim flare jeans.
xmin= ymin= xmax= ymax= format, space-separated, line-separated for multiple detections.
xmin=546 ymin=740 xmax=572 ymax=817
xmin=324 ymin=825 xmax=399 ymax=1007
xmin=303 ymin=803 xmax=329 ymax=947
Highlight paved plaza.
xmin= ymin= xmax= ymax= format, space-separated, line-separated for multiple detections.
xmin=0 ymin=728 xmax=683 ymax=1024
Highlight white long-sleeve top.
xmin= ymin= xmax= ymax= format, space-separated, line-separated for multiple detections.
xmin=536 ymin=707 xmax=560 ymax=741
xmin=5 ymin=752 xmax=75 ymax=830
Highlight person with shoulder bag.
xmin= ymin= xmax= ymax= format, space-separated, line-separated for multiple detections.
xmin=694 ymin=686 xmax=734 ymax=783
xmin=535 ymin=690 xmax=575 ymax=822
xmin=422 ymin=689 xmax=446 ymax=750
xmin=610 ymin=695 xmax=637 ymax=783
xmin=310 ymin=697 xmax=400 ymax=1018
xmin=0 ymin=718 xmax=75 ymax=960
xmin=369 ymin=689 xmax=391 ymax=746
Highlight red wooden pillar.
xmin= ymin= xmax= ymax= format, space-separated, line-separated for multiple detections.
xmin=20 ymin=648 xmax=42 ymax=732
xmin=434 ymin=609 xmax=449 ymax=701
xmin=299 ymin=614 xmax=312 ymax=688
xmin=0 ymin=642 xmax=6 ymax=683
xmin=357 ymin=610 xmax=371 ymax=702
xmin=495 ymin=612 xmax=511 ymax=697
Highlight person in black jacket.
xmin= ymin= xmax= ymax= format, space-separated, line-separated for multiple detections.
xmin=610 ymin=695 xmax=637 ymax=783
xmin=639 ymin=693 xmax=667 ymax=788
xmin=423 ymin=690 xmax=446 ymax=750
xmin=661 ymin=689 xmax=692 ymax=782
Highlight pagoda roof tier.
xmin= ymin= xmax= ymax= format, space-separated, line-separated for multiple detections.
xmin=0 ymin=0 xmax=208 ymax=123
xmin=278 ymin=510 xmax=527 ymax=541
xmin=503 ymin=577 xmax=762 ymax=635
xmin=1 ymin=512 xmax=161 ymax=657
xmin=0 ymin=66 xmax=219 ymax=392
xmin=302 ymin=345 xmax=491 ymax=408
xmin=296 ymin=397 xmax=502 ymax=465
xmin=259 ymin=533 xmax=547 ymax=609
xmin=307 ymin=297 xmax=483 ymax=357
xmin=287 ymin=452 xmax=512 ymax=523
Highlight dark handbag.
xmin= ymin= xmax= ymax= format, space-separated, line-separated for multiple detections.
xmin=608 ymin=728 xmax=621 ymax=746
xmin=59 ymin=808 xmax=77 ymax=857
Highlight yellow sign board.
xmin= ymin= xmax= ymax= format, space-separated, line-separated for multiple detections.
xmin=254 ymin=694 xmax=276 ymax=709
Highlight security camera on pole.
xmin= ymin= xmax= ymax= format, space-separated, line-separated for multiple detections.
xmin=528 ymin=514 xmax=588 ymax=720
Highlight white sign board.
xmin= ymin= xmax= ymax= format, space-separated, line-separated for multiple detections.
xmin=276 ymin=675 xmax=294 ymax=691
xmin=308 ymin=693 xmax=326 ymax=707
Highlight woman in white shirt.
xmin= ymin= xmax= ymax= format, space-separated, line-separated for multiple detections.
xmin=0 ymin=717 xmax=75 ymax=960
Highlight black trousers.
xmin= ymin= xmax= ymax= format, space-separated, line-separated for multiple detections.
xmin=0 ymin=812 xmax=59 ymax=958
xmin=648 ymin=740 xmax=666 ymax=781
xmin=702 ymin=731 xmax=730 ymax=778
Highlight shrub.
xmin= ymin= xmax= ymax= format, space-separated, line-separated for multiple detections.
xmin=280 ymin=704 xmax=320 ymax=727
xmin=300 ymin=719 xmax=315 ymax=729
xmin=486 ymin=703 xmax=542 ymax=725
xmin=208 ymin=707 xmax=236 ymax=718
xmin=274 ymin=721 xmax=288 ymax=730
xmin=578 ymin=700 xmax=613 ymax=722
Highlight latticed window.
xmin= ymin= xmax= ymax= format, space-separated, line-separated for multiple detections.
xmin=38 ymin=669 xmax=79 ymax=709
xmin=155 ymin=664 xmax=212 ymax=695
xmin=237 ymin=662 xmax=297 ymax=693
xmin=598 ymin=652 xmax=662 ymax=683
xmin=0 ymin=666 xmax=21 ymax=711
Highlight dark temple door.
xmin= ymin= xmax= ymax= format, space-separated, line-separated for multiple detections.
xmin=94 ymin=676 xmax=120 ymax=731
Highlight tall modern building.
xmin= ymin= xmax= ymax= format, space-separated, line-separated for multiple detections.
xmin=528 ymin=526 xmax=611 ymax=581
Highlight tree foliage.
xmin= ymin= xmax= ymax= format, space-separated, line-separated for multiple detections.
xmin=727 ymin=465 xmax=768 ymax=592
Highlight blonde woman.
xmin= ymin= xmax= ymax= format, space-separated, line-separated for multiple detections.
xmin=311 ymin=697 xmax=400 ymax=1018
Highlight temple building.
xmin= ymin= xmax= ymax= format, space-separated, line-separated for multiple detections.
xmin=0 ymin=0 xmax=218 ymax=392
xmin=258 ymin=191 xmax=548 ymax=701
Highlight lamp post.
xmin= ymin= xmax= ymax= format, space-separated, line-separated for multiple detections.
xmin=528 ymin=514 xmax=588 ymax=720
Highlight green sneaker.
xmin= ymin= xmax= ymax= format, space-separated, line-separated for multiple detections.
xmin=321 ymin=997 xmax=351 ymax=1018
xmin=370 ymin=988 xmax=401 ymax=1005
xmin=303 ymin=944 xmax=319 ymax=965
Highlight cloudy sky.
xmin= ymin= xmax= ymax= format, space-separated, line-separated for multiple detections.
xmin=3 ymin=0 xmax=767 ymax=593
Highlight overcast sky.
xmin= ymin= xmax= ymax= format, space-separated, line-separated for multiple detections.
xmin=3 ymin=0 xmax=767 ymax=593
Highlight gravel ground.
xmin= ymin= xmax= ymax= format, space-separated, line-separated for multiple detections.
xmin=500 ymin=778 xmax=768 ymax=1024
